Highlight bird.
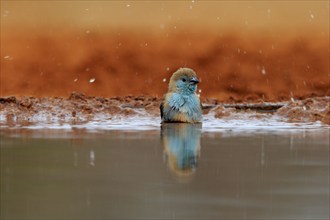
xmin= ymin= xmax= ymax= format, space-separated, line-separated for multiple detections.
xmin=160 ymin=68 xmax=202 ymax=123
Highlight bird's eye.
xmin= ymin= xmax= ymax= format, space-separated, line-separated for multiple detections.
xmin=182 ymin=78 xmax=186 ymax=82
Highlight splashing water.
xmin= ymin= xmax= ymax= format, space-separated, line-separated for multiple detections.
xmin=1 ymin=110 xmax=327 ymax=134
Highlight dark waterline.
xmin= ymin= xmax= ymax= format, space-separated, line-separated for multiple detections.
xmin=1 ymin=126 xmax=329 ymax=219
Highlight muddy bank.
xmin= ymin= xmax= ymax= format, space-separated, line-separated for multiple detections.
xmin=0 ymin=93 xmax=161 ymax=125
xmin=0 ymin=93 xmax=329 ymax=125
xmin=276 ymin=97 xmax=330 ymax=125
xmin=1 ymin=30 xmax=329 ymax=102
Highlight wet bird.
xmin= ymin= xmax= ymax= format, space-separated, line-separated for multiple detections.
xmin=160 ymin=68 xmax=202 ymax=123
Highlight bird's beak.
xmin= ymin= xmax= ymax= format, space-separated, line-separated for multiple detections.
xmin=189 ymin=77 xmax=200 ymax=84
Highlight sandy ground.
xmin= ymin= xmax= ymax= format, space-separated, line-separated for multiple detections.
xmin=1 ymin=30 xmax=329 ymax=102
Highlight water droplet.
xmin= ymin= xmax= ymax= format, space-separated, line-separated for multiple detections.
xmin=2 ymin=10 xmax=10 ymax=17
xmin=308 ymin=10 xmax=315 ymax=22
xmin=166 ymin=67 xmax=170 ymax=71
xmin=89 ymin=150 xmax=95 ymax=166
xmin=73 ymin=78 xmax=78 ymax=82
xmin=261 ymin=67 xmax=266 ymax=75
xmin=89 ymin=78 xmax=95 ymax=83
xmin=198 ymin=89 xmax=202 ymax=93
xmin=126 ymin=4 xmax=130 ymax=7
xmin=162 ymin=78 xmax=167 ymax=82
xmin=3 ymin=55 xmax=13 ymax=60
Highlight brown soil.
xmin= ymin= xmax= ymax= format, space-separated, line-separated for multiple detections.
xmin=0 ymin=93 xmax=329 ymax=125
xmin=276 ymin=97 xmax=330 ymax=125
xmin=1 ymin=29 xmax=329 ymax=102
xmin=0 ymin=93 xmax=161 ymax=124
xmin=213 ymin=96 xmax=330 ymax=125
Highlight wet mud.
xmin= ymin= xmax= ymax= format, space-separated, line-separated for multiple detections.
xmin=0 ymin=93 xmax=329 ymax=125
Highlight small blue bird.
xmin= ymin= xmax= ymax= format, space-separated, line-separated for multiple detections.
xmin=160 ymin=68 xmax=202 ymax=123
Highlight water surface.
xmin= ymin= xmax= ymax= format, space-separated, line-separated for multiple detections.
xmin=1 ymin=126 xmax=329 ymax=219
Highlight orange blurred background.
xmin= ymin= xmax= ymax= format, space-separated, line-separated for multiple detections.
xmin=1 ymin=1 xmax=329 ymax=101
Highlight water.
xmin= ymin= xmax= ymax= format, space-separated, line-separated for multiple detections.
xmin=1 ymin=125 xmax=329 ymax=219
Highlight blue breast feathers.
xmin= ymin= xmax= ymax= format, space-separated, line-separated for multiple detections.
xmin=167 ymin=93 xmax=202 ymax=120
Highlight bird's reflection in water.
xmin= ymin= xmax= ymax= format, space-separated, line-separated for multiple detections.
xmin=161 ymin=123 xmax=202 ymax=181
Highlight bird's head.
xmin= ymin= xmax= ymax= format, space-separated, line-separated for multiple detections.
xmin=168 ymin=68 xmax=200 ymax=94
